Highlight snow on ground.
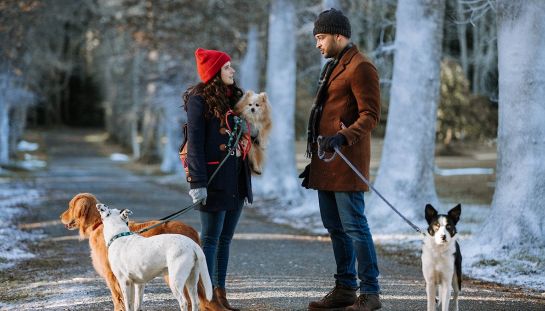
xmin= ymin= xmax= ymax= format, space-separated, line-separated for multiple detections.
xmin=257 ymin=169 xmax=545 ymax=292
xmin=109 ymin=153 xmax=130 ymax=162
xmin=0 ymin=176 xmax=44 ymax=270
xmin=18 ymin=154 xmax=47 ymax=170
xmin=17 ymin=140 xmax=39 ymax=152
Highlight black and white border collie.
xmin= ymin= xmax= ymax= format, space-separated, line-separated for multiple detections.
xmin=422 ymin=204 xmax=462 ymax=311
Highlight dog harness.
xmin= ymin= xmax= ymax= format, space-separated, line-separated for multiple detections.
xmin=107 ymin=231 xmax=135 ymax=248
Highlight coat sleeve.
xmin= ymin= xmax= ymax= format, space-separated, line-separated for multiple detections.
xmin=338 ymin=61 xmax=381 ymax=145
xmin=186 ymin=95 xmax=208 ymax=189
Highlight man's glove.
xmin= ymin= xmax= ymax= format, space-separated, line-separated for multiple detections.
xmin=189 ymin=187 xmax=207 ymax=205
xmin=320 ymin=133 xmax=347 ymax=152
xmin=299 ymin=164 xmax=310 ymax=189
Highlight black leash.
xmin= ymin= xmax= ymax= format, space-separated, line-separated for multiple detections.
xmin=136 ymin=118 xmax=245 ymax=234
xmin=317 ymin=136 xmax=426 ymax=236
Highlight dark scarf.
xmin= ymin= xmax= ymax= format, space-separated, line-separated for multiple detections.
xmin=306 ymin=43 xmax=353 ymax=157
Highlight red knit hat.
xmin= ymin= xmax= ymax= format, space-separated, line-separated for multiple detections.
xmin=195 ymin=48 xmax=231 ymax=83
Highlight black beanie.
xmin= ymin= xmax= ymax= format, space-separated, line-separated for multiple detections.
xmin=313 ymin=8 xmax=351 ymax=38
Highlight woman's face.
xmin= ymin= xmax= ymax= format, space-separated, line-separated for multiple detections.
xmin=220 ymin=61 xmax=235 ymax=85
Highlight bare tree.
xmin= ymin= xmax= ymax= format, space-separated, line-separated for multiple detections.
xmin=368 ymin=0 xmax=446 ymax=232
xmin=254 ymin=0 xmax=300 ymax=202
xmin=464 ymin=0 xmax=545 ymax=285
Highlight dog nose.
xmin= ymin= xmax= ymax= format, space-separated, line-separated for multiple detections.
xmin=251 ymin=108 xmax=255 ymax=113
xmin=441 ymin=235 xmax=447 ymax=241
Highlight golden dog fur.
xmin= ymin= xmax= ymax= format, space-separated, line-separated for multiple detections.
xmin=60 ymin=193 xmax=213 ymax=311
xmin=234 ymin=90 xmax=272 ymax=175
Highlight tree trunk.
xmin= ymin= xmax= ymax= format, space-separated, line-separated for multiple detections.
xmin=368 ymin=0 xmax=445 ymax=232
xmin=465 ymin=0 xmax=545 ymax=280
xmin=239 ymin=24 xmax=260 ymax=92
xmin=159 ymin=83 xmax=185 ymax=174
xmin=254 ymin=0 xmax=299 ymax=202
xmin=0 ymin=103 xmax=9 ymax=164
xmin=456 ymin=0 xmax=469 ymax=76
xmin=9 ymin=105 xmax=27 ymax=158
xmin=130 ymin=49 xmax=144 ymax=160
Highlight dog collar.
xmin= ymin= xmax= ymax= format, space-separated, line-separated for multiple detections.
xmin=107 ymin=231 xmax=134 ymax=248
xmin=91 ymin=221 xmax=102 ymax=231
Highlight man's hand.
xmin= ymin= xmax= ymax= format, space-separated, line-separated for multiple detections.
xmin=299 ymin=164 xmax=310 ymax=189
xmin=189 ymin=187 xmax=207 ymax=205
xmin=320 ymin=133 xmax=347 ymax=152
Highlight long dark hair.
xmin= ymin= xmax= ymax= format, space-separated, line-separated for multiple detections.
xmin=183 ymin=72 xmax=243 ymax=120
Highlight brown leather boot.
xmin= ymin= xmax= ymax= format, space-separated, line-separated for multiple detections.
xmin=345 ymin=294 xmax=382 ymax=311
xmin=308 ymin=284 xmax=357 ymax=310
xmin=200 ymin=289 xmax=230 ymax=311
xmin=214 ymin=287 xmax=240 ymax=311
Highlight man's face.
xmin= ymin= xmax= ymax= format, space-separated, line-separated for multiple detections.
xmin=315 ymin=33 xmax=339 ymax=58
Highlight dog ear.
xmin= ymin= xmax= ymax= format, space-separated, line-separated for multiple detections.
xmin=75 ymin=196 xmax=94 ymax=221
xmin=241 ymin=90 xmax=253 ymax=103
xmin=258 ymin=92 xmax=268 ymax=103
xmin=120 ymin=209 xmax=132 ymax=220
xmin=96 ymin=203 xmax=106 ymax=213
xmin=235 ymin=91 xmax=252 ymax=111
xmin=448 ymin=204 xmax=462 ymax=225
xmin=425 ymin=204 xmax=438 ymax=224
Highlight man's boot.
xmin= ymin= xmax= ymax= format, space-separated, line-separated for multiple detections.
xmin=308 ymin=284 xmax=357 ymax=310
xmin=344 ymin=293 xmax=382 ymax=311
xmin=214 ymin=287 xmax=240 ymax=311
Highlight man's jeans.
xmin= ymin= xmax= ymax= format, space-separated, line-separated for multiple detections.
xmin=200 ymin=202 xmax=243 ymax=288
xmin=318 ymin=190 xmax=380 ymax=294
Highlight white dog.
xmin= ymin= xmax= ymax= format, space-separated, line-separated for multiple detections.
xmin=422 ymin=204 xmax=462 ymax=311
xmin=97 ymin=203 xmax=212 ymax=311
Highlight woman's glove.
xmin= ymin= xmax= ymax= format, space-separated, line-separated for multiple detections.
xmin=189 ymin=187 xmax=207 ymax=205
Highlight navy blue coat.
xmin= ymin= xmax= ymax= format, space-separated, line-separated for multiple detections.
xmin=185 ymin=95 xmax=253 ymax=212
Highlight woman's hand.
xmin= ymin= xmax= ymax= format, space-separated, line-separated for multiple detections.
xmin=189 ymin=187 xmax=207 ymax=205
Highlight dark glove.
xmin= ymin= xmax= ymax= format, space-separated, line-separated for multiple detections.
xmin=298 ymin=164 xmax=310 ymax=189
xmin=320 ymin=133 xmax=347 ymax=152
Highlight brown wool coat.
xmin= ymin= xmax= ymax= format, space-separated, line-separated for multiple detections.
xmin=308 ymin=45 xmax=381 ymax=192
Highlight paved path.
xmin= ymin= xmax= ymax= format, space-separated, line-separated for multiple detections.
xmin=1 ymin=129 xmax=544 ymax=310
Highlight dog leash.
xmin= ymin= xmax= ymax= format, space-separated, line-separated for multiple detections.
xmin=135 ymin=118 xmax=246 ymax=235
xmin=317 ymin=136 xmax=426 ymax=236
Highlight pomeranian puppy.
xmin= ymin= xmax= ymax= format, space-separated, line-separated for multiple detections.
xmin=234 ymin=90 xmax=272 ymax=175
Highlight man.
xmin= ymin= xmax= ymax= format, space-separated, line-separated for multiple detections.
xmin=301 ymin=8 xmax=382 ymax=311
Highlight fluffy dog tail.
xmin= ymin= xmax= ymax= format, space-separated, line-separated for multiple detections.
xmin=196 ymin=247 xmax=213 ymax=301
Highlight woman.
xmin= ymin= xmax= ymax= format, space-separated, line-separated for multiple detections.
xmin=183 ymin=48 xmax=252 ymax=311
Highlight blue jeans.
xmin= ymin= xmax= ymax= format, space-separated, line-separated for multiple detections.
xmin=318 ymin=190 xmax=380 ymax=294
xmin=199 ymin=202 xmax=243 ymax=288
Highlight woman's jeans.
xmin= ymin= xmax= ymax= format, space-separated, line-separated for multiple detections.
xmin=199 ymin=203 xmax=243 ymax=289
xmin=318 ymin=190 xmax=380 ymax=294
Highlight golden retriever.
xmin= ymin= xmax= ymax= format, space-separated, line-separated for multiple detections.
xmin=234 ymin=90 xmax=272 ymax=175
xmin=60 ymin=193 xmax=218 ymax=311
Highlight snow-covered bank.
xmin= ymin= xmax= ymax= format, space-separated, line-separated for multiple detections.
xmin=0 ymin=178 xmax=43 ymax=269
